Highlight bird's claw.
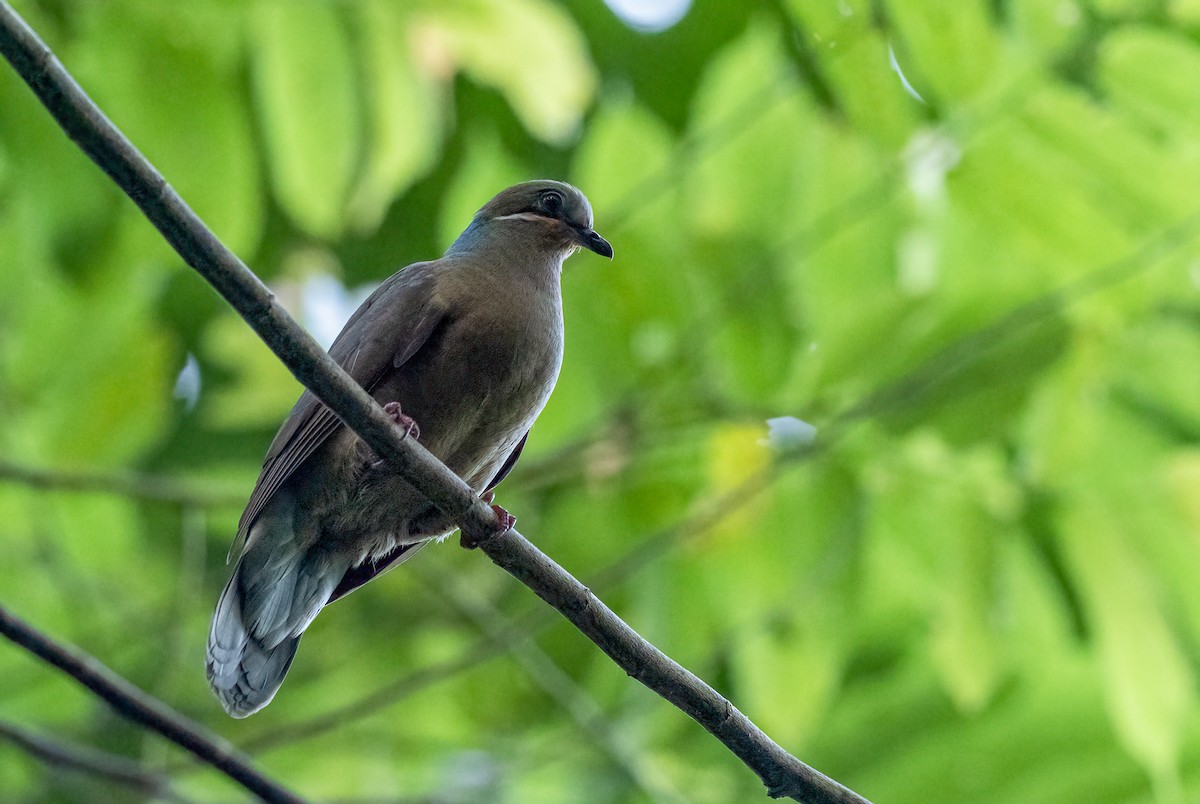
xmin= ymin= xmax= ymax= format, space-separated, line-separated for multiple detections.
xmin=383 ymin=401 xmax=419 ymax=440
xmin=460 ymin=499 xmax=515 ymax=549
xmin=490 ymin=503 xmax=515 ymax=533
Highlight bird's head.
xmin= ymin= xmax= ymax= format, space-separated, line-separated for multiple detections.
xmin=461 ymin=180 xmax=613 ymax=260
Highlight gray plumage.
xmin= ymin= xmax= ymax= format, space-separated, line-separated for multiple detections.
xmin=207 ymin=180 xmax=611 ymax=717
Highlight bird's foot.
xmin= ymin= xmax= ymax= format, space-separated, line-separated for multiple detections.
xmin=382 ymin=401 xmax=419 ymax=440
xmin=460 ymin=500 xmax=515 ymax=549
xmin=490 ymin=503 xmax=515 ymax=533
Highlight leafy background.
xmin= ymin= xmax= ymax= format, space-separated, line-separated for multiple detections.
xmin=2 ymin=0 xmax=1200 ymax=801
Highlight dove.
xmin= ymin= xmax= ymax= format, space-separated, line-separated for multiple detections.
xmin=207 ymin=180 xmax=612 ymax=717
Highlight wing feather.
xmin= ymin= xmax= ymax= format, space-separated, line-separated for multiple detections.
xmin=231 ymin=263 xmax=447 ymax=560
xmin=485 ymin=431 xmax=528 ymax=494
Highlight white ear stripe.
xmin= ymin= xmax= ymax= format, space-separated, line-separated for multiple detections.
xmin=493 ymin=212 xmax=550 ymax=223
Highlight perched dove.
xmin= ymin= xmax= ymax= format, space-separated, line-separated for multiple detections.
xmin=207 ymin=180 xmax=612 ymax=717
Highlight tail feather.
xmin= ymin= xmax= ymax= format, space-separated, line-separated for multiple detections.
xmin=206 ymin=545 xmax=347 ymax=718
xmin=206 ymin=573 xmax=299 ymax=718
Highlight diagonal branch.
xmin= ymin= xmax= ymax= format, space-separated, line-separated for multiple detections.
xmin=0 ymin=719 xmax=194 ymax=804
xmin=0 ymin=460 xmax=245 ymax=507
xmin=0 ymin=4 xmax=868 ymax=803
xmin=0 ymin=605 xmax=303 ymax=804
xmin=231 ymin=469 xmax=779 ymax=759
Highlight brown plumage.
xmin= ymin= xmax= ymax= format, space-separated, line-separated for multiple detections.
xmin=207 ymin=181 xmax=612 ymax=717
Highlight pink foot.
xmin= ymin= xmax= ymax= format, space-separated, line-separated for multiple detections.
xmin=490 ymin=503 xmax=515 ymax=534
xmin=382 ymin=401 xmax=419 ymax=440
xmin=460 ymin=500 xmax=515 ymax=549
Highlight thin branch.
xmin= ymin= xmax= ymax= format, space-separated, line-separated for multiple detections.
xmin=0 ymin=719 xmax=194 ymax=804
xmin=0 ymin=605 xmax=304 ymax=804
xmin=169 ymin=177 xmax=1200 ymax=760
xmin=0 ymin=4 xmax=866 ymax=802
xmin=232 ymin=466 xmax=783 ymax=758
xmin=240 ymin=636 xmax=509 ymax=755
xmin=0 ymin=460 xmax=245 ymax=507
xmin=464 ymin=526 xmax=859 ymax=802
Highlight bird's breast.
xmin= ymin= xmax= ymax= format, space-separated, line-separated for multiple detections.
xmin=377 ymin=287 xmax=563 ymax=484
xmin=454 ymin=295 xmax=564 ymax=421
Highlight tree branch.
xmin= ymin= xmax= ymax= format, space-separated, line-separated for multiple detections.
xmin=0 ymin=605 xmax=303 ymax=804
xmin=243 ymin=467 xmax=780 ymax=757
xmin=0 ymin=4 xmax=869 ymax=802
xmin=0 ymin=460 xmax=245 ymax=507
xmin=0 ymin=719 xmax=194 ymax=804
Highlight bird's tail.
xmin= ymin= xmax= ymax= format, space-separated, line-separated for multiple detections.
xmin=205 ymin=572 xmax=301 ymax=718
xmin=206 ymin=544 xmax=346 ymax=718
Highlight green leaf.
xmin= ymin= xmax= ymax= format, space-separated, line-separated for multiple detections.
xmin=1060 ymin=495 xmax=1194 ymax=792
xmin=1009 ymin=0 xmax=1086 ymax=56
xmin=784 ymin=0 xmax=922 ymax=147
xmin=70 ymin=2 xmax=263 ymax=255
xmin=1100 ymin=27 xmax=1200 ymax=142
xmin=345 ymin=0 xmax=442 ymax=234
xmin=684 ymin=19 xmax=812 ymax=243
xmin=0 ymin=216 xmax=172 ymax=466
xmin=251 ymin=0 xmax=360 ymax=239
xmin=883 ymin=0 xmax=1003 ymax=105
xmin=568 ymin=98 xmax=693 ymax=409
xmin=733 ymin=621 xmax=841 ymax=748
xmin=197 ymin=313 xmax=301 ymax=431
xmin=416 ymin=0 xmax=596 ymax=143
xmin=863 ymin=433 xmax=1020 ymax=711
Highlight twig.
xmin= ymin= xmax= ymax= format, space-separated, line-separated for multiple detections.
xmin=465 ymin=527 xmax=863 ymax=802
xmin=0 ymin=4 xmax=868 ymax=802
xmin=0 ymin=719 xmax=193 ymax=804
xmin=0 ymin=605 xmax=304 ymax=804
xmin=233 ymin=468 xmax=782 ymax=757
xmin=0 ymin=460 xmax=245 ymax=508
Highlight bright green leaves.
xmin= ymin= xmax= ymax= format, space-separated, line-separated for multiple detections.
xmin=1099 ymin=27 xmax=1200 ymax=143
xmin=256 ymin=0 xmax=598 ymax=238
xmin=784 ymin=0 xmax=924 ymax=147
xmin=7 ymin=2 xmax=1200 ymax=802
xmin=251 ymin=0 xmax=361 ymax=241
xmin=1016 ymin=315 xmax=1200 ymax=791
xmin=196 ymin=314 xmax=301 ymax=432
xmin=567 ymin=99 xmax=687 ymax=415
xmin=1061 ymin=497 xmax=1195 ymax=795
xmin=883 ymin=0 xmax=1003 ymax=106
xmin=1009 ymin=0 xmax=1086 ymax=56
xmin=684 ymin=20 xmax=811 ymax=245
xmin=346 ymin=0 xmax=441 ymax=234
xmin=414 ymin=0 xmax=596 ymax=144
xmin=73 ymin=2 xmax=263 ymax=256
xmin=0 ymin=238 xmax=171 ymax=466
xmin=864 ymin=433 xmax=1020 ymax=713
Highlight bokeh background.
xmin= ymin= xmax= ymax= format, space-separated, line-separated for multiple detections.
xmin=3 ymin=0 xmax=1200 ymax=801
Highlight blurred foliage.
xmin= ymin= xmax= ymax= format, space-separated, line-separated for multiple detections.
xmin=2 ymin=0 xmax=1200 ymax=801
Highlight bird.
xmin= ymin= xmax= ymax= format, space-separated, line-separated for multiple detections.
xmin=206 ymin=180 xmax=612 ymax=718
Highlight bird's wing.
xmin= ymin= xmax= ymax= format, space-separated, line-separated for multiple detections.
xmin=484 ymin=431 xmax=528 ymax=494
xmin=230 ymin=263 xmax=447 ymax=561
xmin=327 ymin=541 xmax=430 ymax=603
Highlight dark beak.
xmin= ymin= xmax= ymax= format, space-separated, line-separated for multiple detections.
xmin=575 ymin=227 xmax=614 ymax=259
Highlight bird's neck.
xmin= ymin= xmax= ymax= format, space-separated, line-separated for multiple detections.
xmin=445 ymin=219 xmax=568 ymax=290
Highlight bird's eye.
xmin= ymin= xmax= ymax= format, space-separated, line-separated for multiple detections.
xmin=539 ymin=191 xmax=564 ymax=216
